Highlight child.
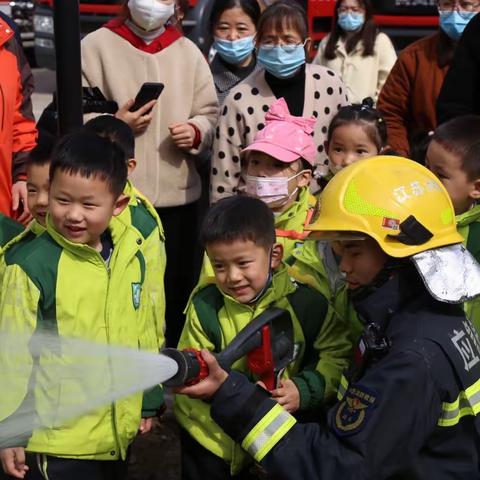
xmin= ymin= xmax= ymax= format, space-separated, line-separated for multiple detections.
xmin=288 ymin=100 xmax=387 ymax=344
xmin=82 ymin=0 xmax=219 ymax=347
xmin=175 ymin=195 xmax=351 ymax=479
xmin=210 ymin=0 xmax=349 ymax=203
xmin=84 ymin=115 xmax=167 ymax=345
xmin=425 ymin=115 xmax=480 ymax=332
xmin=0 ymin=132 xmax=163 ymax=480
xmin=176 ymin=156 xmax=480 ymax=480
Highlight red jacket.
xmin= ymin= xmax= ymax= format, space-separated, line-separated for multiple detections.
xmin=377 ymin=32 xmax=452 ymax=157
xmin=0 ymin=17 xmax=37 ymax=217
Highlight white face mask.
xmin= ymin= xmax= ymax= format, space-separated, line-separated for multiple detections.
xmin=245 ymin=171 xmax=305 ymax=206
xmin=128 ymin=0 xmax=174 ymax=31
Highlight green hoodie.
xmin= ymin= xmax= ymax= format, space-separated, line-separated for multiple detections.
xmin=457 ymin=205 xmax=480 ymax=333
xmin=175 ymin=264 xmax=335 ymax=474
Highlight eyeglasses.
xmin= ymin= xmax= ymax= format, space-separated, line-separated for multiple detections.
xmin=259 ymin=40 xmax=306 ymax=52
xmin=438 ymin=0 xmax=480 ymax=12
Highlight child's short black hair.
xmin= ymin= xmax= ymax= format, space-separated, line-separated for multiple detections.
xmin=328 ymin=97 xmax=387 ymax=152
xmin=84 ymin=115 xmax=135 ymax=160
xmin=432 ymin=115 xmax=480 ymax=180
xmin=50 ymin=131 xmax=127 ymax=198
xmin=201 ymin=196 xmax=276 ymax=250
xmin=28 ymin=129 xmax=57 ymax=167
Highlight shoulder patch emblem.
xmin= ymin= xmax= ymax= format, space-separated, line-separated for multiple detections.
xmin=334 ymin=384 xmax=377 ymax=436
xmin=132 ymin=282 xmax=142 ymax=310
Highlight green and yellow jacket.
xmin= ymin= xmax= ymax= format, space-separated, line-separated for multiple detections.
xmin=0 ymin=213 xmax=24 ymax=249
xmin=0 ymin=215 xmax=162 ymax=460
xmin=457 ymin=205 xmax=480 ymax=333
xmin=175 ymin=264 xmax=339 ymax=474
xmin=288 ymin=240 xmax=363 ymax=347
xmin=119 ymin=180 xmax=166 ymax=345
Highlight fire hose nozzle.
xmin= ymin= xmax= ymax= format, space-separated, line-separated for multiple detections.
xmin=161 ymin=307 xmax=294 ymax=388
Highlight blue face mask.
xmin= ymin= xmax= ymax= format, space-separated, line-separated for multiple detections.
xmin=439 ymin=10 xmax=476 ymax=41
xmin=257 ymin=44 xmax=306 ymax=79
xmin=213 ymin=35 xmax=255 ymax=65
xmin=338 ymin=12 xmax=365 ymax=32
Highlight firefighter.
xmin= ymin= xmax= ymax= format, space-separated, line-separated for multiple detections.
xmin=176 ymin=155 xmax=480 ymax=479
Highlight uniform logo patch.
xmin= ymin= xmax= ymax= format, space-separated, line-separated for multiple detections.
xmin=382 ymin=217 xmax=400 ymax=230
xmin=132 ymin=283 xmax=142 ymax=310
xmin=334 ymin=385 xmax=377 ymax=436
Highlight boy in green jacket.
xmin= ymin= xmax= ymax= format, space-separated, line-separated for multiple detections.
xmin=426 ymin=115 xmax=480 ymax=333
xmin=84 ymin=115 xmax=166 ymax=344
xmin=175 ymin=195 xmax=351 ymax=479
xmin=0 ymin=132 xmax=163 ymax=480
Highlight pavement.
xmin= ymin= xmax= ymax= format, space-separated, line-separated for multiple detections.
xmin=32 ymin=68 xmax=56 ymax=121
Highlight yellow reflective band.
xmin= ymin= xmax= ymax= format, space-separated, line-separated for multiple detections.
xmin=337 ymin=374 xmax=349 ymax=401
xmin=242 ymin=403 xmax=297 ymax=462
xmin=438 ymin=377 xmax=480 ymax=427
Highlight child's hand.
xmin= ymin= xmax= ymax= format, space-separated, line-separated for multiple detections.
xmin=11 ymin=181 xmax=32 ymax=226
xmin=116 ymin=99 xmax=157 ymax=134
xmin=169 ymin=123 xmax=196 ymax=150
xmin=138 ymin=417 xmax=153 ymax=435
xmin=270 ymin=379 xmax=300 ymax=414
xmin=174 ymin=350 xmax=228 ymax=400
xmin=0 ymin=447 xmax=28 ymax=479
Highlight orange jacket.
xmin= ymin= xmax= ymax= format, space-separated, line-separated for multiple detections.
xmin=377 ymin=32 xmax=452 ymax=157
xmin=0 ymin=18 xmax=37 ymax=217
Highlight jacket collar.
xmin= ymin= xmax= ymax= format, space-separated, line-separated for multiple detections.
xmin=275 ymin=187 xmax=312 ymax=227
xmin=45 ymin=214 xmax=134 ymax=264
xmin=353 ymin=267 xmax=423 ymax=329
xmin=456 ymin=204 xmax=480 ymax=228
xmin=0 ymin=17 xmax=14 ymax=48
xmin=104 ymin=18 xmax=182 ymax=54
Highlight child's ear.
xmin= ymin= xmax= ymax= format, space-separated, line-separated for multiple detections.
xmin=470 ymin=178 xmax=480 ymax=201
xmin=271 ymin=242 xmax=283 ymax=268
xmin=297 ymin=169 xmax=312 ymax=188
xmin=113 ymin=194 xmax=130 ymax=216
xmin=127 ymin=158 xmax=137 ymax=175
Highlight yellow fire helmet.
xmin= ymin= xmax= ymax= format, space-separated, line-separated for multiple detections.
xmin=308 ymin=156 xmax=463 ymax=258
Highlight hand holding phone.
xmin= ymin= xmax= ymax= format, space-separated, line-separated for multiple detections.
xmin=129 ymin=82 xmax=165 ymax=112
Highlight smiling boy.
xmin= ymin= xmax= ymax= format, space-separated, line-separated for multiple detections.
xmin=175 ymin=195 xmax=337 ymax=479
xmin=0 ymin=132 xmax=162 ymax=480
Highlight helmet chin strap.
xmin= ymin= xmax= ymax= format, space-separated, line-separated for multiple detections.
xmin=247 ymin=249 xmax=274 ymax=305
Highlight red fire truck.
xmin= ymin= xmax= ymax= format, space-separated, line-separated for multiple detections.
xmin=33 ymin=0 xmax=439 ymax=70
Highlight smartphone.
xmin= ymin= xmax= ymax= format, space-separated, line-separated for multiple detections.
xmin=129 ymin=82 xmax=164 ymax=112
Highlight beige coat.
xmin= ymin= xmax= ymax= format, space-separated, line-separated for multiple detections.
xmin=81 ymin=28 xmax=218 ymax=208
xmin=210 ymin=64 xmax=349 ymax=202
xmin=314 ymin=32 xmax=397 ymax=104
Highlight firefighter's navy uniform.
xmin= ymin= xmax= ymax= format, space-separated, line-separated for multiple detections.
xmin=209 ymin=269 xmax=480 ymax=478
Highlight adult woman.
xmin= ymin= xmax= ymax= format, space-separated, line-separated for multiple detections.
xmin=210 ymin=0 xmax=261 ymax=105
xmin=313 ymin=0 xmax=396 ymax=104
xmin=377 ymin=0 xmax=480 ymax=159
xmin=210 ymin=0 xmax=349 ymax=203
xmin=81 ymin=0 xmax=218 ymax=347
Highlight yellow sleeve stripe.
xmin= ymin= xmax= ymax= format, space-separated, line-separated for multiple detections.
xmin=438 ymin=377 xmax=480 ymax=427
xmin=337 ymin=374 xmax=349 ymax=401
xmin=242 ymin=403 xmax=297 ymax=462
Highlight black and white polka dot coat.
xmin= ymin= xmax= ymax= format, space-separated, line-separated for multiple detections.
xmin=210 ymin=64 xmax=349 ymax=202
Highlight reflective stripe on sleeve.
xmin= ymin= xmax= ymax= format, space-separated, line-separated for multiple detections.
xmin=337 ymin=374 xmax=349 ymax=401
xmin=241 ymin=403 xmax=297 ymax=462
xmin=438 ymin=378 xmax=480 ymax=427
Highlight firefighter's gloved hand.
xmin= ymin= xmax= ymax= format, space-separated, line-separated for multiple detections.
xmin=173 ymin=350 xmax=228 ymax=400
